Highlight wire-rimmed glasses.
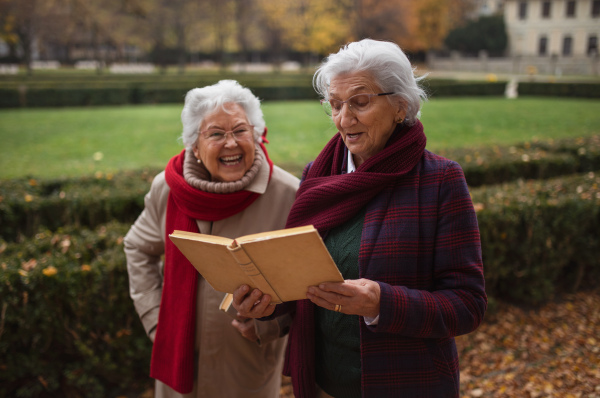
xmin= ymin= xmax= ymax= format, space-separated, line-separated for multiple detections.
xmin=320 ymin=92 xmax=395 ymax=116
xmin=200 ymin=124 xmax=255 ymax=144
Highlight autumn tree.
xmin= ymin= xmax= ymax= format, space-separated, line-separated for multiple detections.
xmin=0 ymin=0 xmax=42 ymax=73
xmin=409 ymin=0 xmax=477 ymax=51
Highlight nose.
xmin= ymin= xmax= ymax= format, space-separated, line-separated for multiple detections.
xmin=223 ymin=132 xmax=238 ymax=148
xmin=337 ymin=102 xmax=357 ymax=129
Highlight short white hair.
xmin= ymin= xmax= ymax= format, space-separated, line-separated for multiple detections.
xmin=181 ymin=80 xmax=266 ymax=149
xmin=313 ymin=39 xmax=428 ymax=126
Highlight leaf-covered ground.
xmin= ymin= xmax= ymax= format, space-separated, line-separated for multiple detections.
xmin=280 ymin=289 xmax=600 ymax=397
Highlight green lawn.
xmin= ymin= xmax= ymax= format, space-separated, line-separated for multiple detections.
xmin=0 ymin=97 xmax=599 ymax=179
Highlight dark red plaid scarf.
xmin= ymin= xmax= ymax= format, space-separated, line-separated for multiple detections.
xmin=283 ymin=120 xmax=426 ymax=398
xmin=286 ymin=120 xmax=426 ymax=231
xmin=151 ymin=142 xmax=273 ymax=394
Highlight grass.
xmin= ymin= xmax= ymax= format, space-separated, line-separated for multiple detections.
xmin=0 ymin=97 xmax=599 ymax=179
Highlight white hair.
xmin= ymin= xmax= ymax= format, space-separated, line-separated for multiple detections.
xmin=180 ymin=80 xmax=266 ymax=149
xmin=313 ymin=39 xmax=428 ymax=126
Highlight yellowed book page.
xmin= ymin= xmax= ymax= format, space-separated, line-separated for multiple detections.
xmin=234 ymin=225 xmax=316 ymax=244
xmin=219 ymin=293 xmax=238 ymax=318
xmin=238 ymin=228 xmax=343 ymax=302
xmin=168 ymin=232 xmax=253 ymax=293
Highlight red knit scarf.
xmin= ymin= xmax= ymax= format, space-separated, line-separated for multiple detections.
xmin=150 ymin=142 xmax=273 ymax=394
xmin=283 ymin=121 xmax=426 ymax=398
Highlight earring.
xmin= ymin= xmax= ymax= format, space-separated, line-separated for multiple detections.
xmin=197 ymin=158 xmax=201 ymax=164
xmin=396 ymin=118 xmax=404 ymax=124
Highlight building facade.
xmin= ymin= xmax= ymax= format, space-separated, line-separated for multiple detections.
xmin=504 ymin=0 xmax=599 ymax=57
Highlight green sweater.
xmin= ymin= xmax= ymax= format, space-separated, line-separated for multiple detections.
xmin=315 ymin=207 xmax=365 ymax=398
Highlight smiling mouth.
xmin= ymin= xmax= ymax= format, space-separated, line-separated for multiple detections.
xmin=220 ymin=154 xmax=243 ymax=166
xmin=346 ymin=132 xmax=363 ymax=139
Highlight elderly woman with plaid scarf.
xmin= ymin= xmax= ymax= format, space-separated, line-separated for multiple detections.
xmin=233 ymin=39 xmax=487 ymax=398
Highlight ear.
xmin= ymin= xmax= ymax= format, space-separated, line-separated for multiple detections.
xmin=192 ymin=142 xmax=200 ymax=160
xmin=394 ymin=99 xmax=407 ymax=123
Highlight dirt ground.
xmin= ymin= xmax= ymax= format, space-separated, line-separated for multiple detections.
xmin=279 ymin=289 xmax=600 ymax=398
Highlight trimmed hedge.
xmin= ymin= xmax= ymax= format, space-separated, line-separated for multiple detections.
xmin=518 ymin=82 xmax=600 ymax=98
xmin=0 ymin=169 xmax=159 ymax=242
xmin=2 ymin=74 xmax=598 ymax=107
xmin=471 ymin=172 xmax=600 ymax=304
xmin=1 ymin=172 xmax=598 ymax=396
xmin=424 ymin=80 xmax=507 ymax=97
xmin=0 ymin=222 xmax=152 ymax=397
xmin=438 ymin=134 xmax=600 ymax=186
xmin=2 ymin=135 xmax=598 ymax=242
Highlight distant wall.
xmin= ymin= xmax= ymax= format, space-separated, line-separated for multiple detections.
xmin=427 ymin=51 xmax=600 ymax=76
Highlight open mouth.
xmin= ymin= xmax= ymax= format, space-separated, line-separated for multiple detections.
xmin=346 ymin=132 xmax=363 ymax=139
xmin=220 ymin=154 xmax=243 ymax=166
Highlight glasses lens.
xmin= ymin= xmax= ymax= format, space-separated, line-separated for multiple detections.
xmin=349 ymin=94 xmax=371 ymax=112
xmin=321 ymin=100 xmax=333 ymax=116
xmin=233 ymin=126 xmax=253 ymax=140
xmin=204 ymin=130 xmax=226 ymax=142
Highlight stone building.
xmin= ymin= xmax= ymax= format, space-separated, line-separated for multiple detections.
xmin=504 ymin=0 xmax=599 ymax=57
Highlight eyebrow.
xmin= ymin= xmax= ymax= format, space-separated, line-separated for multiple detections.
xmin=329 ymin=85 xmax=370 ymax=99
xmin=204 ymin=121 xmax=249 ymax=130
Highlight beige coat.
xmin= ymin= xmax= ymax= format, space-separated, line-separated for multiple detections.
xmin=124 ymin=152 xmax=299 ymax=398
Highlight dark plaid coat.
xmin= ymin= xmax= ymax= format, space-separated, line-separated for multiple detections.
xmin=281 ymin=149 xmax=487 ymax=398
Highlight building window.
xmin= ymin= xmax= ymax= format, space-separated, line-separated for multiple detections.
xmin=539 ymin=36 xmax=548 ymax=55
xmin=542 ymin=1 xmax=551 ymax=17
xmin=566 ymin=0 xmax=576 ymax=17
xmin=588 ymin=35 xmax=599 ymax=55
xmin=563 ymin=36 xmax=573 ymax=56
xmin=518 ymin=1 xmax=528 ymax=19
xmin=592 ymin=0 xmax=600 ymax=17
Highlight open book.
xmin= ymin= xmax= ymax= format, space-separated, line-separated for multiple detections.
xmin=169 ymin=225 xmax=343 ymax=304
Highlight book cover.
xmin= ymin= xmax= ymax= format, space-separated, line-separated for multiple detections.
xmin=169 ymin=225 xmax=343 ymax=304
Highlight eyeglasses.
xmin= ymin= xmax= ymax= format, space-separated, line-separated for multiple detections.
xmin=320 ymin=92 xmax=395 ymax=116
xmin=200 ymin=124 xmax=255 ymax=144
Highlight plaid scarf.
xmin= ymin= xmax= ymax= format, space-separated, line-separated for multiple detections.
xmin=283 ymin=121 xmax=426 ymax=398
xmin=286 ymin=121 xmax=426 ymax=232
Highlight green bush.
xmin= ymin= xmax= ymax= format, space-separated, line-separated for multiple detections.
xmin=472 ymin=172 xmax=600 ymax=304
xmin=0 ymin=222 xmax=152 ymax=398
xmin=424 ymin=80 xmax=507 ymax=97
xmin=2 ymin=135 xmax=599 ymax=242
xmin=0 ymin=173 xmax=598 ymax=395
xmin=518 ymin=82 xmax=600 ymax=98
xmin=0 ymin=170 xmax=158 ymax=242
xmin=4 ymin=72 xmax=598 ymax=107
xmin=439 ymin=134 xmax=600 ymax=186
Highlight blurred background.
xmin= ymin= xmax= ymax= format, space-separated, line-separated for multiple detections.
xmin=0 ymin=0 xmax=597 ymax=76
xmin=1 ymin=1 xmax=599 ymax=397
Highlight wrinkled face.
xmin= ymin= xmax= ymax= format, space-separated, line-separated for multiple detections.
xmin=329 ymin=71 xmax=405 ymax=167
xmin=193 ymin=103 xmax=256 ymax=182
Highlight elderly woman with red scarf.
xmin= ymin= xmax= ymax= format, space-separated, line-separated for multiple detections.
xmin=124 ymin=80 xmax=299 ymax=398
xmin=233 ymin=39 xmax=487 ymax=398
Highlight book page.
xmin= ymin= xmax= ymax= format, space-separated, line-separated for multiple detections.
xmin=234 ymin=225 xmax=316 ymax=244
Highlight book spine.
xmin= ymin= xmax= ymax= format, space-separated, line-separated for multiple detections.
xmin=228 ymin=245 xmax=282 ymax=303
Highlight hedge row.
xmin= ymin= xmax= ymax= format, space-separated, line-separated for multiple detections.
xmin=0 ymin=85 xmax=320 ymax=107
xmin=2 ymin=135 xmax=598 ymax=242
xmin=2 ymin=79 xmax=598 ymax=107
xmin=1 ymin=172 xmax=598 ymax=396
xmin=518 ymin=82 xmax=600 ymax=98
xmin=0 ymin=222 xmax=152 ymax=398
xmin=470 ymin=172 xmax=600 ymax=304
xmin=438 ymin=134 xmax=600 ymax=186
xmin=0 ymin=169 xmax=158 ymax=242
